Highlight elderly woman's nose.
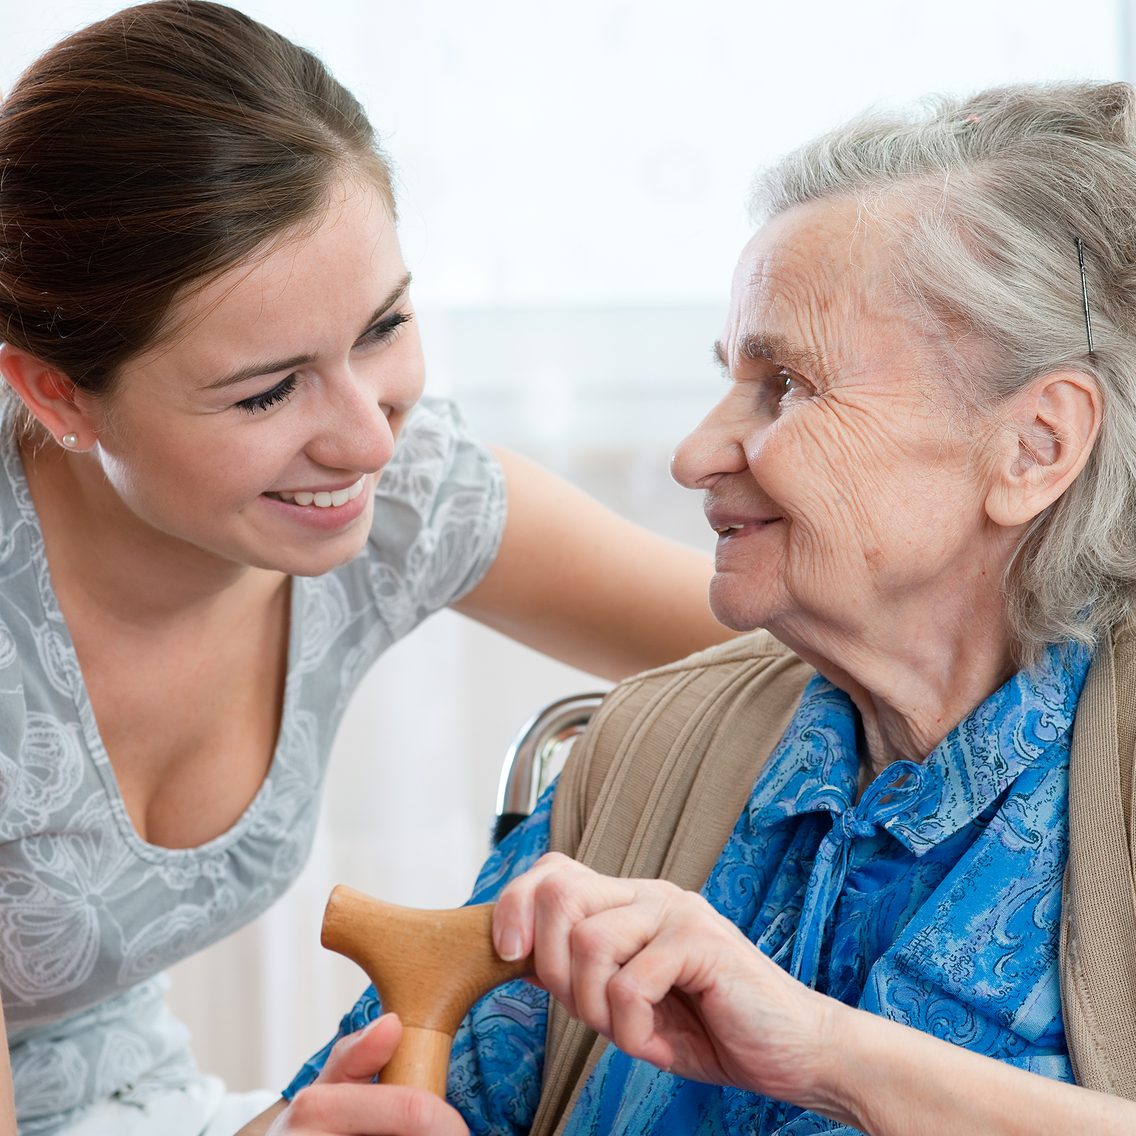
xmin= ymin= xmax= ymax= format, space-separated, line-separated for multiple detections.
xmin=671 ymin=409 xmax=747 ymax=489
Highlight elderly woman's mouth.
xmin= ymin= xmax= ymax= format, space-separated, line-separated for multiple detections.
xmin=710 ymin=517 xmax=783 ymax=537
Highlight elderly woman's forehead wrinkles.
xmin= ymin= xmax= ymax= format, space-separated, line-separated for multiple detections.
xmin=725 ymin=284 xmax=844 ymax=383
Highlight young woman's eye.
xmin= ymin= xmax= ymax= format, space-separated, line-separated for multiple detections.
xmin=235 ymin=374 xmax=298 ymax=414
xmin=358 ymin=310 xmax=413 ymax=347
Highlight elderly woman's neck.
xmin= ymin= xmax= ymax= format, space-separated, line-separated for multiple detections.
xmin=781 ymin=614 xmax=1018 ymax=782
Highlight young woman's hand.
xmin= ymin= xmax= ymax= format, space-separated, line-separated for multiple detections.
xmin=262 ymin=1015 xmax=468 ymax=1136
xmin=492 ymin=853 xmax=839 ymax=1111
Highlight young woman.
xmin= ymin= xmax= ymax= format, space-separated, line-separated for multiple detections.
xmin=0 ymin=3 xmax=729 ymax=1132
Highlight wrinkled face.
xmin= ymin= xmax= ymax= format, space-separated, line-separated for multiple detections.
xmin=81 ymin=176 xmax=424 ymax=577
xmin=671 ymin=198 xmax=1004 ymax=646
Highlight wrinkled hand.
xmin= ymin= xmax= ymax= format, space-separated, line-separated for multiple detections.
xmin=266 ymin=1014 xmax=468 ymax=1136
xmin=493 ymin=853 xmax=836 ymax=1106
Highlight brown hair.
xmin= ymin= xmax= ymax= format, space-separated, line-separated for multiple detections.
xmin=0 ymin=0 xmax=394 ymax=396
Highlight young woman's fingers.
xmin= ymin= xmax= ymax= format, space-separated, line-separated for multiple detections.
xmin=284 ymin=1081 xmax=468 ymax=1135
xmin=315 ymin=1014 xmax=403 ymax=1086
xmin=268 ymin=1017 xmax=470 ymax=1134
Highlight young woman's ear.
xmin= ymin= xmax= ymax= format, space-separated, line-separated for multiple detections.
xmin=0 ymin=344 xmax=97 ymax=451
xmin=984 ymin=370 xmax=1102 ymax=528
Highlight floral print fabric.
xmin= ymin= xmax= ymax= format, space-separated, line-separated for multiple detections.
xmin=0 ymin=398 xmax=506 ymax=1134
xmin=288 ymin=640 xmax=1091 ymax=1135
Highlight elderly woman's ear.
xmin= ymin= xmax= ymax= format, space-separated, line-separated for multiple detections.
xmin=983 ymin=369 xmax=1103 ymax=528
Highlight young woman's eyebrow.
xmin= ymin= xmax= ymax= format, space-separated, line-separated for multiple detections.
xmin=202 ymin=272 xmax=413 ymax=391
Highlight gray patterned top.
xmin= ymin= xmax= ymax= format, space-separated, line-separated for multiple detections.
xmin=0 ymin=397 xmax=506 ymax=1134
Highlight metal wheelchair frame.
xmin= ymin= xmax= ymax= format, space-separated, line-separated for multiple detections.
xmin=492 ymin=692 xmax=605 ymax=845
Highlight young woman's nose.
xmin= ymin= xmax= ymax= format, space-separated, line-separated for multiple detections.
xmin=670 ymin=401 xmax=749 ymax=489
xmin=311 ymin=368 xmax=399 ymax=473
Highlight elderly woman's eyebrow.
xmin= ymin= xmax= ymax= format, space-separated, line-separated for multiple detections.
xmin=711 ymin=334 xmax=827 ymax=375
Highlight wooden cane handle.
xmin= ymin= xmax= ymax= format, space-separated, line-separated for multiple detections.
xmin=321 ymin=885 xmax=533 ymax=1096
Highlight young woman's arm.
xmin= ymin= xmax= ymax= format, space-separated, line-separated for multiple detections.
xmin=0 ymin=996 xmax=16 ymax=1136
xmin=453 ymin=448 xmax=734 ymax=681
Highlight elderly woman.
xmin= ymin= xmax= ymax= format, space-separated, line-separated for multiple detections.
xmin=250 ymin=80 xmax=1136 ymax=1135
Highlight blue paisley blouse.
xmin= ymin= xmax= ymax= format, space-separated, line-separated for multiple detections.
xmin=287 ymin=640 xmax=1091 ymax=1135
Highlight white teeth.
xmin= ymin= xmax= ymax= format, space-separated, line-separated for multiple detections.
xmin=273 ymin=477 xmax=365 ymax=508
xmin=714 ymin=523 xmax=745 ymax=535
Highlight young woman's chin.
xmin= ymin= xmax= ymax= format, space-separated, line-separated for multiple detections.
xmin=192 ymin=492 xmax=376 ymax=577
xmin=257 ymin=519 xmax=374 ymax=577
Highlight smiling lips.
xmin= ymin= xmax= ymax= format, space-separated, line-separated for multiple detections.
xmin=267 ymin=475 xmax=366 ymax=509
xmin=708 ymin=514 xmax=782 ymax=537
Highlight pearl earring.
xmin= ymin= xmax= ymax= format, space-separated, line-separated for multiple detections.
xmin=61 ymin=433 xmax=78 ymax=449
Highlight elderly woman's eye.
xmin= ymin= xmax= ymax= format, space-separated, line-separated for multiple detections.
xmin=773 ymin=369 xmax=808 ymax=401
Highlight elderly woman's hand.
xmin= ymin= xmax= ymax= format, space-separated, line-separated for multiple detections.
xmin=259 ymin=1015 xmax=468 ymax=1136
xmin=493 ymin=852 xmax=841 ymax=1110
xmin=493 ymin=854 xmax=1136 ymax=1136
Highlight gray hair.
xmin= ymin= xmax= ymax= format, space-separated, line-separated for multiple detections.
xmin=752 ymin=82 xmax=1136 ymax=664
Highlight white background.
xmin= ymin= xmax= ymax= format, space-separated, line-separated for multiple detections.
xmin=1 ymin=0 xmax=1128 ymax=1094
